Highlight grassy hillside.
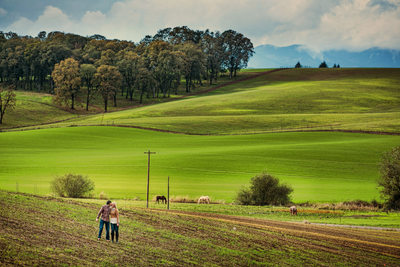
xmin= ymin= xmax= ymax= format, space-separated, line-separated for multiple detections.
xmin=30 ymin=68 xmax=400 ymax=135
xmin=0 ymin=91 xmax=77 ymax=129
xmin=0 ymin=72 xmax=257 ymax=131
xmin=1 ymin=126 xmax=400 ymax=202
xmin=1 ymin=191 xmax=400 ymax=266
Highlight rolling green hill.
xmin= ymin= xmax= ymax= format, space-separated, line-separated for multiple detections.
xmin=1 ymin=68 xmax=400 ymax=203
xmin=0 ymin=91 xmax=77 ymax=129
xmin=1 ymin=126 xmax=399 ymax=202
xmin=28 ymin=68 xmax=400 ymax=135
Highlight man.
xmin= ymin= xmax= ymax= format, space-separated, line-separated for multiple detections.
xmin=96 ymin=200 xmax=112 ymax=241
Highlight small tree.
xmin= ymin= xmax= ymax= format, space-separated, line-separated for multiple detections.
xmin=52 ymin=58 xmax=81 ymax=109
xmin=95 ymin=65 xmax=122 ymax=112
xmin=236 ymin=172 xmax=293 ymax=205
xmin=295 ymin=61 xmax=302 ymax=68
xmin=319 ymin=61 xmax=328 ymax=68
xmin=0 ymin=85 xmax=16 ymax=124
xmin=333 ymin=64 xmax=337 ymax=68
xmin=379 ymin=146 xmax=400 ymax=210
xmin=51 ymin=173 xmax=94 ymax=198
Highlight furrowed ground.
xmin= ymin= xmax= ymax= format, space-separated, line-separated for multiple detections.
xmin=1 ymin=191 xmax=400 ymax=266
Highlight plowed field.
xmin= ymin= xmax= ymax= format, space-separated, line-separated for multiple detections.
xmin=1 ymin=191 xmax=399 ymax=266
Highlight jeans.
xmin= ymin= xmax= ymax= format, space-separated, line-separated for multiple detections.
xmin=111 ymin=223 xmax=119 ymax=242
xmin=98 ymin=219 xmax=110 ymax=240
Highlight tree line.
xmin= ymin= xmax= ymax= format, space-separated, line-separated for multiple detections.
xmin=0 ymin=27 xmax=254 ymax=112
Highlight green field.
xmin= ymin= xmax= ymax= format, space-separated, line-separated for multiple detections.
xmin=25 ymin=68 xmax=400 ymax=134
xmin=1 ymin=126 xmax=400 ymax=202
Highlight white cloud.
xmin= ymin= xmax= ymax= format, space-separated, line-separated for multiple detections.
xmin=0 ymin=8 xmax=7 ymax=16
xmin=4 ymin=0 xmax=400 ymax=51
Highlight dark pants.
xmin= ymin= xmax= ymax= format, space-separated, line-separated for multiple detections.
xmin=98 ymin=219 xmax=110 ymax=240
xmin=111 ymin=223 xmax=119 ymax=242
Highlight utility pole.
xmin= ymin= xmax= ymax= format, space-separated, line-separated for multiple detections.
xmin=167 ymin=176 xmax=170 ymax=210
xmin=144 ymin=150 xmax=156 ymax=208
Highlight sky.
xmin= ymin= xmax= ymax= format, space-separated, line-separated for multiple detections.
xmin=1 ymin=0 xmax=400 ymax=52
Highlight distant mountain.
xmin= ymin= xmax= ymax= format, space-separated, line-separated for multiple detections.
xmin=248 ymin=44 xmax=400 ymax=68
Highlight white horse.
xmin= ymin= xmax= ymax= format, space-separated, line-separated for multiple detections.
xmin=197 ymin=196 xmax=210 ymax=204
xmin=290 ymin=206 xmax=297 ymax=215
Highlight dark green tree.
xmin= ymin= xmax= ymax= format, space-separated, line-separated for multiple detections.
xmin=236 ymin=172 xmax=293 ymax=205
xmin=319 ymin=61 xmax=328 ymax=68
xmin=295 ymin=61 xmax=302 ymax=68
xmin=379 ymin=146 xmax=400 ymax=210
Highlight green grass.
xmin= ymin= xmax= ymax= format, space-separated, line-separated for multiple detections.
xmin=0 ymin=91 xmax=77 ymax=129
xmin=1 ymin=72 xmax=257 ymax=131
xmin=1 ymin=126 xmax=400 ymax=202
xmin=25 ymin=68 xmax=400 ymax=134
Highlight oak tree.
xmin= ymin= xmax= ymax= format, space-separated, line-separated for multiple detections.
xmin=52 ymin=57 xmax=81 ymax=109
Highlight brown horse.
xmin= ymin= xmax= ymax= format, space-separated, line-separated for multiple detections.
xmin=156 ymin=195 xmax=167 ymax=204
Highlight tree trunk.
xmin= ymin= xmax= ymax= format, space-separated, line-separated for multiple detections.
xmin=140 ymin=89 xmax=144 ymax=104
xmin=113 ymin=93 xmax=117 ymax=107
xmin=104 ymin=98 xmax=108 ymax=112
xmin=71 ymin=93 xmax=75 ymax=110
xmin=86 ymin=89 xmax=90 ymax=111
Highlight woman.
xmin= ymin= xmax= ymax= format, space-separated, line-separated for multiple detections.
xmin=110 ymin=202 xmax=120 ymax=243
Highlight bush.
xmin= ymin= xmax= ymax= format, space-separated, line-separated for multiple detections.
xmin=51 ymin=174 xmax=94 ymax=198
xmin=379 ymin=146 xmax=400 ymax=210
xmin=236 ymin=172 xmax=293 ymax=205
xmin=99 ymin=191 xmax=108 ymax=200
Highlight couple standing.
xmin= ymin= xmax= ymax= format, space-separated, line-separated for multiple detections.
xmin=96 ymin=200 xmax=120 ymax=243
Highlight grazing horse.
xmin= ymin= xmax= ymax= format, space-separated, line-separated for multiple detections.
xmin=197 ymin=196 xmax=210 ymax=204
xmin=156 ymin=195 xmax=167 ymax=204
xmin=290 ymin=206 xmax=297 ymax=215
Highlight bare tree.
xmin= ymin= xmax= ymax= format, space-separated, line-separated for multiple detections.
xmin=0 ymin=85 xmax=17 ymax=124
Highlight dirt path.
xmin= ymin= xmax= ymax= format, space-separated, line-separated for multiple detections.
xmin=310 ymin=222 xmax=400 ymax=231
xmin=148 ymin=209 xmax=400 ymax=259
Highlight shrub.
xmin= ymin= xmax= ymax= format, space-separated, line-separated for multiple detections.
xmin=99 ymin=191 xmax=108 ymax=200
xmin=51 ymin=174 xmax=94 ymax=198
xmin=236 ymin=172 xmax=293 ymax=205
xmin=379 ymin=146 xmax=400 ymax=210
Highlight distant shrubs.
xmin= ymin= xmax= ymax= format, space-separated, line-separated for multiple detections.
xmin=319 ymin=61 xmax=328 ymax=68
xmin=236 ymin=172 xmax=293 ymax=205
xmin=295 ymin=61 xmax=302 ymax=68
xmin=51 ymin=174 xmax=94 ymax=198
xmin=169 ymin=196 xmax=196 ymax=203
xmin=298 ymin=199 xmax=383 ymax=211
